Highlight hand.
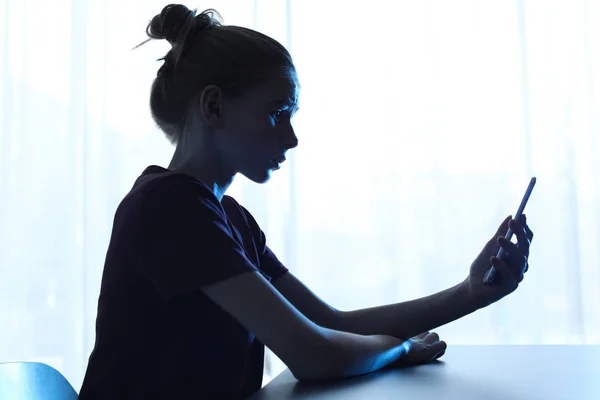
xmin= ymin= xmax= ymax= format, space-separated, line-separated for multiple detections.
xmin=465 ymin=214 xmax=534 ymax=308
xmin=389 ymin=332 xmax=447 ymax=368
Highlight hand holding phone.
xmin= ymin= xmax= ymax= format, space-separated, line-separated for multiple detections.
xmin=483 ymin=177 xmax=536 ymax=285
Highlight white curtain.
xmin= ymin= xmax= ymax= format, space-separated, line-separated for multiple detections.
xmin=1 ymin=0 xmax=599 ymax=390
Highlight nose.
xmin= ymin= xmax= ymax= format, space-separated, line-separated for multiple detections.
xmin=283 ymin=125 xmax=299 ymax=150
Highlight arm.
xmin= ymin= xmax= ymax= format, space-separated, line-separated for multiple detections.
xmin=271 ymin=216 xmax=534 ymax=340
xmin=333 ymin=281 xmax=477 ymax=340
xmin=339 ymin=215 xmax=535 ymax=339
xmin=274 ymin=272 xmax=476 ymax=340
xmin=273 ymin=272 xmax=342 ymax=328
xmin=201 ymin=271 xmax=410 ymax=381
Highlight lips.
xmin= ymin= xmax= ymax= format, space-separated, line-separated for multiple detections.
xmin=269 ymin=156 xmax=285 ymax=170
xmin=271 ymin=156 xmax=286 ymax=164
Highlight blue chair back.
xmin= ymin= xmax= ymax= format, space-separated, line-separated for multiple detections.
xmin=0 ymin=362 xmax=78 ymax=400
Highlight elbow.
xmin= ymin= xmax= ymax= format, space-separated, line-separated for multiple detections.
xmin=289 ymin=339 xmax=352 ymax=382
xmin=328 ymin=308 xmax=345 ymax=330
xmin=317 ymin=308 xmax=345 ymax=331
xmin=290 ymin=363 xmax=342 ymax=382
xmin=290 ymin=368 xmax=317 ymax=382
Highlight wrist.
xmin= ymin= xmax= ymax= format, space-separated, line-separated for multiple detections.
xmin=456 ymin=279 xmax=482 ymax=314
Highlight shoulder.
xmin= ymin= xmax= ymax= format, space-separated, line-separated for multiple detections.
xmin=132 ymin=166 xmax=223 ymax=215
xmin=222 ymin=195 xmax=260 ymax=232
xmin=116 ymin=166 xmax=228 ymax=236
xmin=221 ymin=195 xmax=247 ymax=220
xmin=221 ymin=196 xmax=289 ymax=281
xmin=221 ymin=196 xmax=267 ymax=250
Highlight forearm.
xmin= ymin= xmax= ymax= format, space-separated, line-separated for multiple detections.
xmin=331 ymin=280 xmax=478 ymax=340
xmin=298 ymin=330 xmax=410 ymax=381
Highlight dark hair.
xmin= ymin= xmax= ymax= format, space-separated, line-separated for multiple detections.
xmin=139 ymin=4 xmax=296 ymax=144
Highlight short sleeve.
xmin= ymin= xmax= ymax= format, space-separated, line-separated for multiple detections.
xmin=135 ymin=180 xmax=259 ymax=299
xmin=260 ymin=245 xmax=289 ymax=283
xmin=227 ymin=199 xmax=289 ymax=283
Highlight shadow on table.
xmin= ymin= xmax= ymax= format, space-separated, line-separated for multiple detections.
xmin=290 ymin=361 xmax=516 ymax=400
xmin=291 ymin=361 xmax=447 ymax=396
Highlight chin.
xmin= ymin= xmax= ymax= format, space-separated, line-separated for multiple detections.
xmin=242 ymin=169 xmax=273 ymax=184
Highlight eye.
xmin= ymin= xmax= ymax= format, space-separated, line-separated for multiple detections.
xmin=270 ymin=109 xmax=286 ymax=123
xmin=270 ymin=105 xmax=298 ymax=124
xmin=271 ymin=110 xmax=282 ymax=119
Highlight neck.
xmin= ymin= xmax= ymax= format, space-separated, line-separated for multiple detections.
xmin=167 ymin=134 xmax=234 ymax=202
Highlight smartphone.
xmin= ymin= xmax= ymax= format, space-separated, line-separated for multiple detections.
xmin=483 ymin=177 xmax=536 ymax=285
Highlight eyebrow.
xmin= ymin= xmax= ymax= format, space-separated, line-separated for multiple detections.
xmin=271 ymin=99 xmax=296 ymax=106
xmin=271 ymin=99 xmax=299 ymax=111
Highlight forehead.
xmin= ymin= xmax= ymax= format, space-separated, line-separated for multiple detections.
xmin=247 ymin=74 xmax=299 ymax=105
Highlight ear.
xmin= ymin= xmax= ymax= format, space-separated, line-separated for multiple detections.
xmin=198 ymin=85 xmax=224 ymax=127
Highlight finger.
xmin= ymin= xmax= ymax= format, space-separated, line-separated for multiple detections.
xmin=498 ymin=237 xmax=527 ymax=277
xmin=522 ymin=214 xmax=534 ymax=242
xmin=487 ymin=215 xmax=512 ymax=252
xmin=490 ymin=256 xmax=518 ymax=291
xmin=509 ymin=218 xmax=530 ymax=256
xmin=517 ymin=269 xmax=525 ymax=283
xmin=521 ymin=214 xmax=532 ymax=273
xmin=498 ymin=236 xmax=522 ymax=256
xmin=428 ymin=341 xmax=447 ymax=361
xmin=423 ymin=332 xmax=440 ymax=345
xmin=497 ymin=248 xmax=526 ymax=283
xmin=415 ymin=332 xmax=429 ymax=340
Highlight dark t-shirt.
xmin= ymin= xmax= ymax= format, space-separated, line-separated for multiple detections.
xmin=78 ymin=166 xmax=289 ymax=399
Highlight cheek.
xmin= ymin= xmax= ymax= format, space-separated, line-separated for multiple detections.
xmin=227 ymin=112 xmax=276 ymax=154
xmin=246 ymin=117 xmax=276 ymax=144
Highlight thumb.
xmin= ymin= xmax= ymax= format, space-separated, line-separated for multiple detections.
xmin=493 ymin=215 xmax=512 ymax=240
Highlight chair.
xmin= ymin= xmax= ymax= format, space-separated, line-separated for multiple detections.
xmin=0 ymin=362 xmax=78 ymax=400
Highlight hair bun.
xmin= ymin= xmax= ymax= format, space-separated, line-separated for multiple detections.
xmin=147 ymin=4 xmax=195 ymax=45
xmin=146 ymin=4 xmax=220 ymax=46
